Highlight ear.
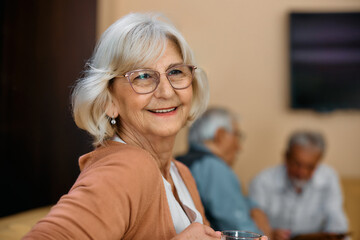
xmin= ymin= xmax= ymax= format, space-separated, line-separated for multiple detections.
xmin=105 ymin=100 xmax=119 ymax=119
xmin=214 ymin=127 xmax=227 ymax=144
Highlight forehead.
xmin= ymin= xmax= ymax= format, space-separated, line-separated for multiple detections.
xmin=144 ymin=40 xmax=183 ymax=69
xmin=290 ymin=145 xmax=321 ymax=166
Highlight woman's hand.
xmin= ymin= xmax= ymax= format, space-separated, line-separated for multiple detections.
xmin=171 ymin=222 xmax=221 ymax=240
xmin=272 ymin=229 xmax=291 ymax=240
xmin=171 ymin=222 xmax=270 ymax=240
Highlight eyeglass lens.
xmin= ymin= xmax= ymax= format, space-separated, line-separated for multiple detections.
xmin=127 ymin=64 xmax=194 ymax=94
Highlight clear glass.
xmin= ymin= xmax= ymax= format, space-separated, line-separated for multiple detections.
xmin=221 ymin=230 xmax=263 ymax=240
xmin=122 ymin=64 xmax=196 ymax=94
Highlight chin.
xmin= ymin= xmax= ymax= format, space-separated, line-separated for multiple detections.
xmin=157 ymin=126 xmax=182 ymax=137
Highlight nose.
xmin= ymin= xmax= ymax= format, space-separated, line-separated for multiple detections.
xmin=153 ymin=74 xmax=175 ymax=98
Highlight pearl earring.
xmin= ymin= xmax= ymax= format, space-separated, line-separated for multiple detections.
xmin=111 ymin=117 xmax=116 ymax=125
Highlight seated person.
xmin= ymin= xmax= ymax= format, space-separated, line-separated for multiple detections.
xmin=177 ymin=107 xmax=271 ymax=236
xmin=23 ymin=12 xmax=222 ymax=240
xmin=249 ymin=130 xmax=348 ymax=240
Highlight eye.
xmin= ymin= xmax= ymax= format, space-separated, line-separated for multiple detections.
xmin=135 ymin=73 xmax=152 ymax=80
xmin=168 ymin=68 xmax=183 ymax=76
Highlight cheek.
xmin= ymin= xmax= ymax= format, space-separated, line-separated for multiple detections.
xmin=115 ymin=93 xmax=150 ymax=121
xmin=287 ymin=166 xmax=296 ymax=176
xmin=224 ymin=137 xmax=236 ymax=152
xmin=292 ymin=168 xmax=303 ymax=178
xmin=182 ymin=87 xmax=193 ymax=105
xmin=117 ymin=87 xmax=146 ymax=107
xmin=178 ymin=88 xmax=193 ymax=118
xmin=233 ymin=138 xmax=239 ymax=148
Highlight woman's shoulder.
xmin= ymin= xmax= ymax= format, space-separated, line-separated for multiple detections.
xmin=79 ymin=141 xmax=157 ymax=171
xmin=24 ymin=142 xmax=164 ymax=239
xmin=73 ymin=141 xmax=162 ymax=199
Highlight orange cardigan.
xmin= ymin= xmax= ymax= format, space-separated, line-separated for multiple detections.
xmin=23 ymin=141 xmax=208 ymax=240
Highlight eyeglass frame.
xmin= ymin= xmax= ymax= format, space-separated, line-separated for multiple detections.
xmin=234 ymin=130 xmax=246 ymax=141
xmin=115 ymin=63 xmax=197 ymax=94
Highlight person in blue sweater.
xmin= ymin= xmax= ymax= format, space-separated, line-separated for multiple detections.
xmin=177 ymin=107 xmax=271 ymax=236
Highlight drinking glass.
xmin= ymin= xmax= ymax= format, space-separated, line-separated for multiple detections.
xmin=221 ymin=230 xmax=263 ymax=240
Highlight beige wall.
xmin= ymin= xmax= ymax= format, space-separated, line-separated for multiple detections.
xmin=97 ymin=0 xmax=360 ymax=188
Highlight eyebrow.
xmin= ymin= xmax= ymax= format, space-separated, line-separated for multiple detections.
xmin=166 ymin=62 xmax=184 ymax=70
xmin=128 ymin=62 xmax=185 ymax=73
xmin=142 ymin=62 xmax=184 ymax=71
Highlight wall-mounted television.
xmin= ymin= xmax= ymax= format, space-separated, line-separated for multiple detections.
xmin=289 ymin=12 xmax=360 ymax=112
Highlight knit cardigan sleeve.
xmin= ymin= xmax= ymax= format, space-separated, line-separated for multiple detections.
xmin=23 ymin=143 xmax=164 ymax=240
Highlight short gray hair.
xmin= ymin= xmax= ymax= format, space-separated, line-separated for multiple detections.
xmin=71 ymin=12 xmax=209 ymax=146
xmin=286 ymin=130 xmax=326 ymax=156
xmin=189 ymin=107 xmax=237 ymax=144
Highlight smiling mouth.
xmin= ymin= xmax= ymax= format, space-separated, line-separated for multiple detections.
xmin=148 ymin=107 xmax=177 ymax=113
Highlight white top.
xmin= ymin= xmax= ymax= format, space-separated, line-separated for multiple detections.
xmin=163 ymin=162 xmax=203 ymax=233
xmin=249 ymin=164 xmax=348 ymax=237
xmin=112 ymin=135 xmax=203 ymax=234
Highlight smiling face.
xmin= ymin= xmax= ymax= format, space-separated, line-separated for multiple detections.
xmin=107 ymin=40 xmax=193 ymax=141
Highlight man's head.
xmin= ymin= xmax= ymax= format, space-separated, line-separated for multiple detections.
xmin=285 ymin=130 xmax=325 ymax=190
xmin=189 ymin=107 xmax=242 ymax=166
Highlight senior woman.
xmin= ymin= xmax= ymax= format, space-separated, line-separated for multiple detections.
xmin=23 ymin=12 xmax=218 ymax=240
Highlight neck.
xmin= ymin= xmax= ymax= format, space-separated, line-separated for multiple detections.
xmin=204 ymin=141 xmax=229 ymax=166
xmin=117 ymin=127 xmax=176 ymax=179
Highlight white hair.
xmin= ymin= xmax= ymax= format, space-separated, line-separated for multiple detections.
xmin=71 ymin=12 xmax=209 ymax=146
xmin=189 ymin=107 xmax=237 ymax=144
xmin=286 ymin=130 xmax=326 ymax=155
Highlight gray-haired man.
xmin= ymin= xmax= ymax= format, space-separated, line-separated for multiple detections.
xmin=249 ymin=130 xmax=348 ymax=240
xmin=177 ymin=107 xmax=271 ymax=236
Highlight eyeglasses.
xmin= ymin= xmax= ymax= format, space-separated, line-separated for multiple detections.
xmin=233 ymin=131 xmax=246 ymax=141
xmin=117 ymin=64 xmax=196 ymax=94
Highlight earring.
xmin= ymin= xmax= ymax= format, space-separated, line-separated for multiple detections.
xmin=111 ymin=117 xmax=116 ymax=125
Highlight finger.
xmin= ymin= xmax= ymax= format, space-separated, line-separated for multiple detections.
xmin=260 ymin=236 xmax=268 ymax=240
xmin=277 ymin=230 xmax=290 ymax=240
xmin=276 ymin=235 xmax=287 ymax=240
xmin=204 ymin=225 xmax=221 ymax=238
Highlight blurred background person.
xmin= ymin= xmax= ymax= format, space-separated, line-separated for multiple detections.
xmin=177 ymin=107 xmax=272 ymax=236
xmin=249 ymin=130 xmax=348 ymax=240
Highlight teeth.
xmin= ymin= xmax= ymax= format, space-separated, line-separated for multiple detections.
xmin=153 ymin=107 xmax=176 ymax=113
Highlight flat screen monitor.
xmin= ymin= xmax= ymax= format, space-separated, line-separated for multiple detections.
xmin=290 ymin=12 xmax=360 ymax=111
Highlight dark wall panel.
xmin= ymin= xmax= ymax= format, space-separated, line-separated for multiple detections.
xmin=0 ymin=0 xmax=96 ymax=217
